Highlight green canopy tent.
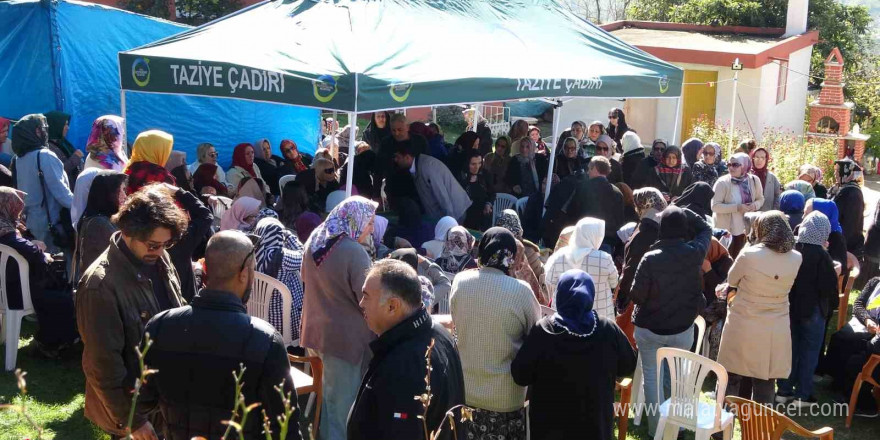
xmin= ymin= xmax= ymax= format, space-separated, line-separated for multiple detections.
xmin=119 ymin=0 xmax=684 ymax=198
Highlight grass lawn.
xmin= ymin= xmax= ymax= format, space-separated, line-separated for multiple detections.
xmin=1 ymin=297 xmax=878 ymax=439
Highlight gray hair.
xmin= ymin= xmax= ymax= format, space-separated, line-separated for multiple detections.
xmin=368 ymin=259 xmax=422 ymax=308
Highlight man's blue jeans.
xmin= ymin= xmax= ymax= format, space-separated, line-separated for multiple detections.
xmin=778 ymin=306 xmax=826 ymax=399
xmin=634 ymin=325 xmax=695 ymax=436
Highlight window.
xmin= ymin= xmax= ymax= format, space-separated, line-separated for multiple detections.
xmin=776 ymin=60 xmax=789 ymax=104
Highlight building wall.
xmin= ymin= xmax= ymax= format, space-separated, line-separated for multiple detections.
xmin=756 ymin=45 xmax=811 ymax=139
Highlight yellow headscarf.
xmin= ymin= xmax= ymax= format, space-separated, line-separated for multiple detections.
xmin=125 ymin=130 xmax=173 ymax=171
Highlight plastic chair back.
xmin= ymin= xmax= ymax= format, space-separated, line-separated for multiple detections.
xmin=694 ymin=315 xmax=706 ymax=354
xmin=0 ymin=244 xmax=34 ymax=313
xmin=657 ymin=347 xmax=728 ymax=431
xmin=249 ymin=272 xmax=293 ymax=347
xmin=493 ymin=193 xmax=519 ymax=224
xmin=726 ymin=395 xmax=834 ymax=440
xmin=515 ymin=197 xmax=529 ymax=218
xmin=279 ymin=174 xmax=297 ymax=198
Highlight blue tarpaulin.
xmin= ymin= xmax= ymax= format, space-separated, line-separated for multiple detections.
xmin=0 ymin=0 xmax=320 ymax=166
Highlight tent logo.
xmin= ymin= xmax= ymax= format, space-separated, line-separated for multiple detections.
xmin=313 ymin=75 xmax=338 ymax=103
xmin=389 ymin=83 xmax=413 ymax=103
xmin=132 ymin=58 xmax=151 ymax=87
xmin=659 ymin=75 xmax=669 ymax=94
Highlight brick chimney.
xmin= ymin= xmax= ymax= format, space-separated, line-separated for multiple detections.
xmin=819 ymin=48 xmax=845 ymax=106
xmin=783 ymin=0 xmax=808 ymax=37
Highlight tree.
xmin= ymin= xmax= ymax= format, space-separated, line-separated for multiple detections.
xmin=119 ymin=0 xmax=241 ymax=25
xmin=561 ymin=0 xmax=633 ymax=23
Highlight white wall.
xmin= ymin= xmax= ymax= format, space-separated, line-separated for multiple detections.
xmin=757 ymin=45 xmax=812 ymax=139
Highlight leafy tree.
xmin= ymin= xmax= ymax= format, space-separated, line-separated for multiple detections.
xmin=119 ymin=0 xmax=169 ymax=19
xmin=119 ymin=0 xmax=241 ymax=25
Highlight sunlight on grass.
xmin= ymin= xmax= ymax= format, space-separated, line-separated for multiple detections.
xmin=0 ymin=394 xmax=86 ymax=439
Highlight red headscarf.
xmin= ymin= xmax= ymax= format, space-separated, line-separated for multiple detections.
xmin=281 ymin=139 xmax=308 ymax=173
xmin=232 ymin=143 xmax=257 ymax=177
xmin=193 ymin=163 xmax=229 ymax=196
xmin=749 ymin=147 xmax=770 ymax=189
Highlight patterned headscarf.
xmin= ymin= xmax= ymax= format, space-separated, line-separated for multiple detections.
xmin=232 ymin=143 xmax=257 ymax=178
xmin=477 ymin=227 xmax=517 ymax=275
xmin=309 ymin=196 xmax=377 ymax=266
xmin=495 ymin=209 xmax=524 ymax=239
xmin=796 ymin=211 xmax=831 ymax=246
xmin=785 ymin=180 xmax=816 ymax=201
xmin=86 ymin=115 xmax=127 ymax=170
xmin=436 ymin=226 xmax=475 ymax=273
xmin=836 ymin=158 xmax=861 ymax=186
xmin=798 ymin=165 xmax=823 ymax=186
xmin=755 ymin=211 xmax=795 ymax=253
xmin=633 ymin=187 xmax=667 ymax=219
xmin=126 ymin=130 xmax=173 ymax=171
xmin=0 ymin=187 xmax=26 ymax=237
xmin=729 ymin=152 xmax=753 ymax=204
xmin=253 ymin=217 xmax=299 ymax=275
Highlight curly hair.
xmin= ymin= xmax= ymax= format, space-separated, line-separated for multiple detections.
xmin=112 ymin=184 xmax=188 ymax=241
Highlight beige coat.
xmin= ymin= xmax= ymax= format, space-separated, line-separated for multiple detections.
xmin=712 ymin=174 xmax=764 ymax=236
xmin=717 ymin=244 xmax=801 ymax=379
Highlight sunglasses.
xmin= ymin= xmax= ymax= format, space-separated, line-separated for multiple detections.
xmin=703 ymin=151 xmax=716 ymax=156
xmin=323 ymin=168 xmax=336 ymax=175
xmin=208 ymin=152 xmax=219 ymax=158
xmin=727 ymin=162 xmax=742 ymax=168
xmin=239 ymin=234 xmax=260 ymax=272
xmin=608 ymin=115 xmax=617 ymax=119
xmin=142 ymin=238 xmax=176 ymax=251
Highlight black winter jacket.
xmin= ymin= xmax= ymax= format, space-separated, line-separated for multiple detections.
xmin=618 ymin=217 xmax=659 ymax=310
xmin=630 ymin=209 xmax=711 ymax=335
xmin=789 ymin=243 xmax=839 ymax=320
xmin=143 ymin=290 xmax=300 ymax=440
xmin=569 ymin=176 xmax=625 ymax=243
xmin=167 ymin=189 xmax=213 ymax=302
xmin=348 ymin=308 xmax=464 ymax=440
xmin=621 ymin=149 xmax=645 ymax=188
xmin=835 ymin=185 xmax=865 ymax=257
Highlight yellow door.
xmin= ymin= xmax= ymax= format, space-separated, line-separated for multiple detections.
xmin=680 ymin=70 xmax=718 ymax=144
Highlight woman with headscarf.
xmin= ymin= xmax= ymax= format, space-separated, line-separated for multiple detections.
xmin=780 ymin=190 xmax=806 ymax=230
xmin=276 ymin=180 xmax=310 ymax=231
xmin=44 ymin=111 xmax=83 ymax=187
xmin=75 ymin=171 xmax=127 ymax=278
xmin=485 ymin=136 xmax=513 ymax=193
xmin=193 ymin=163 xmax=229 ymax=198
xmin=775 ymin=211 xmax=838 ymax=406
xmin=798 ymin=164 xmax=828 ymax=199
xmin=0 ymin=187 xmax=77 ymax=358
xmin=718 ymin=211 xmax=802 ymax=405
xmin=592 ymin=134 xmax=624 ymax=184
xmin=446 ymin=131 xmax=481 ymax=176
xmin=606 ymin=108 xmax=631 ymax=148
xmin=460 ymin=149 xmax=495 ymax=231
xmin=434 ymin=226 xmax=477 ymax=274
xmin=124 ymin=130 xmax=176 ymax=194
xmin=505 ymin=138 xmax=548 ymax=198
xmin=296 ymin=157 xmax=340 ymax=214
xmin=831 ymin=158 xmax=865 ymax=257
xmin=555 ymin=120 xmax=594 ymax=158
xmin=631 ymin=138 xmax=666 ymax=189
xmin=544 ymin=216 xmax=618 ymax=317
xmin=712 ymin=152 xmax=764 ymax=259
xmin=84 ymin=115 xmax=128 ymax=171
xmin=620 ymin=131 xmax=645 ymax=187
xmin=226 ymin=143 xmax=265 ymax=196
xmin=643 ymin=145 xmax=693 ymax=200
xmin=252 ymin=138 xmax=280 ymax=195
xmin=235 ymin=177 xmax=267 ymax=208
xmin=70 ymin=168 xmax=101 ymax=229
xmin=701 ymin=235 xmax=734 ymax=361
xmin=527 ymin=126 xmax=548 ymax=155
xmin=294 ymin=211 xmax=321 ymax=244
xmin=219 ymin=196 xmax=262 ymax=232
xmin=680 ymin=137 xmax=704 ymax=168
xmin=276 ymin=139 xmax=313 ymax=179
xmin=363 ymin=111 xmax=392 ymax=152
xmin=300 ymin=196 xmax=377 ymax=438
xmin=554 ymin=137 xmax=586 ymax=180
xmin=254 ymin=217 xmax=305 ymax=342
xmin=512 ymin=269 xmax=637 ymax=440
xmin=423 ymin=216 xmax=458 ymax=259
xmin=750 ymin=147 xmax=782 ymax=212
xmin=785 ymin=179 xmax=816 ymax=201
xmin=496 ymin=209 xmax=547 ymax=299
xmin=11 ymin=114 xmax=74 ymax=252
xmin=675 ymin=181 xmax=715 ymax=220
xmin=450 ymin=227 xmax=540 ymax=440
xmin=691 ymin=141 xmax=721 ymax=187
xmin=805 ymin=198 xmax=848 ymax=275
xmin=508 ymin=119 xmax=530 ymax=156
xmin=187 ymin=143 xmax=229 ymax=190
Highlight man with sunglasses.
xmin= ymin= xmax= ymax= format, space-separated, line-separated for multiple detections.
xmin=76 ymin=186 xmax=189 ymax=440
xmin=142 ymin=231 xmax=302 ymax=440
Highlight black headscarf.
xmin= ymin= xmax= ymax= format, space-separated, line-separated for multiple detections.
xmin=675 ymin=182 xmax=714 ymax=218
xmin=11 ymin=114 xmax=49 ymax=157
xmin=389 ymin=247 xmax=420 ymax=271
xmin=170 ymin=164 xmax=195 ymax=195
xmin=606 ymin=107 xmax=629 ymax=146
xmin=454 ymin=131 xmax=480 ymax=152
xmin=45 ymin=111 xmax=75 ymax=157
xmin=681 ymin=137 xmax=704 ymax=168
xmin=658 ymin=206 xmax=689 ymax=240
xmin=82 ymin=171 xmax=127 ymax=219
xmin=364 ymin=111 xmax=392 ymax=150
xmin=477 ymin=227 xmax=517 ymax=275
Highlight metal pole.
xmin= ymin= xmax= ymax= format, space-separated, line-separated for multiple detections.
xmin=432 ymin=106 xmax=437 ymax=124
xmin=729 ymin=59 xmax=740 ymax=153
xmin=345 ymin=111 xmax=356 ymax=197
xmin=672 ymin=96 xmax=682 ymax=145
xmin=120 ymin=90 xmax=128 ymax=154
xmin=471 ymin=105 xmax=480 ymax=133
xmin=330 ymin=110 xmax=338 ymax=161
xmin=543 ymin=100 xmax=562 ymax=204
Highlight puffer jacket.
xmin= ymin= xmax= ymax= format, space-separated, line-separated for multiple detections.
xmin=76 ymin=233 xmax=184 ymax=436
xmin=143 ymin=290 xmax=300 ymax=440
xmin=630 ymin=209 xmax=711 ymax=335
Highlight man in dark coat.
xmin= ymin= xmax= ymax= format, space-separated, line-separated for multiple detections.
xmin=349 ymin=259 xmax=464 ymax=440
xmin=143 ymin=231 xmax=301 ymax=440
xmin=569 ymin=156 xmax=625 ymax=249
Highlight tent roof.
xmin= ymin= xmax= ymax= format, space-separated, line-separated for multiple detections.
xmin=120 ymin=0 xmax=683 ymax=112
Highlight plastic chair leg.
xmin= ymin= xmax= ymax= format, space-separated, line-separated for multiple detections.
xmin=847 ymin=375 xmax=863 ymax=428
xmin=633 ymin=354 xmax=645 ymax=426
xmin=653 ymin=416 xmax=670 ymax=440
xmin=4 ymin=311 xmax=22 ymax=372
xmin=722 ymin=422 xmax=733 ymax=440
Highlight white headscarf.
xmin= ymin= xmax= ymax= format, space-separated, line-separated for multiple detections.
xmin=71 ymin=168 xmax=101 ymax=229
xmin=547 ymin=217 xmax=605 ymax=269
xmin=434 ymin=216 xmax=458 ymax=241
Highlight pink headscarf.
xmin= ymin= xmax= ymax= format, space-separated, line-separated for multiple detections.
xmin=220 ymin=196 xmax=262 ymax=231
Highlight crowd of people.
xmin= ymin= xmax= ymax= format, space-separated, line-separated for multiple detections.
xmin=0 ymin=107 xmax=878 ymax=440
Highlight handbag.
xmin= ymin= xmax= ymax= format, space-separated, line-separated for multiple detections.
xmin=36 ymin=152 xmax=75 ymax=250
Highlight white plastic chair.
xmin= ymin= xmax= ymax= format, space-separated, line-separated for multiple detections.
xmin=515 ymin=197 xmax=530 ymax=218
xmin=654 ymin=348 xmax=734 ymax=440
xmin=278 ymin=174 xmax=297 ymax=198
xmin=0 ymin=244 xmax=36 ymax=371
xmin=633 ymin=316 xmax=707 ymax=426
xmin=493 ymin=193 xmax=518 ymax=224
xmin=249 ymin=272 xmax=294 ymax=347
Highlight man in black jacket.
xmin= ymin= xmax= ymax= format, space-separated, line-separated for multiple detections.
xmin=629 ymin=206 xmax=710 ymax=436
xmin=143 ymin=231 xmax=301 ymax=440
xmin=569 ymin=156 xmax=625 ymax=251
xmin=349 ymin=259 xmax=464 ymax=440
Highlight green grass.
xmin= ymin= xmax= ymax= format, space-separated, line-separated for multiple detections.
xmin=2 ymin=297 xmax=878 ymax=439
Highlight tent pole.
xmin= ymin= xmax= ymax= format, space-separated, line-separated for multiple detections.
xmin=543 ymin=100 xmax=562 ymax=204
xmin=120 ymin=90 xmax=128 ymax=153
xmin=471 ymin=105 xmax=480 ymax=133
xmin=432 ymin=106 xmax=437 ymax=123
xmin=672 ymin=96 xmax=682 ymax=144
xmin=345 ymin=111 xmax=356 ymax=198
xmin=728 ymin=60 xmax=740 ymax=153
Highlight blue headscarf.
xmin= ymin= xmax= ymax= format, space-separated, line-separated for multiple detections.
xmin=779 ymin=190 xmax=806 ymax=214
xmin=552 ymin=269 xmax=597 ymax=336
xmin=811 ymin=198 xmax=843 ymax=234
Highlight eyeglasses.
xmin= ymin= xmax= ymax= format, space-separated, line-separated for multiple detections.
xmin=142 ymin=238 xmax=176 ymax=251
xmin=239 ymin=234 xmax=260 ymax=272
xmin=703 ymin=151 xmax=716 ymax=156
xmin=323 ymin=168 xmax=336 ymax=175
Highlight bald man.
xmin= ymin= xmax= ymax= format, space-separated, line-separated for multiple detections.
xmin=143 ymin=231 xmax=302 ymax=440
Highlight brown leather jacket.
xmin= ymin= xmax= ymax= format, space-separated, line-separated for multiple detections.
xmin=75 ymin=232 xmax=184 ymax=435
